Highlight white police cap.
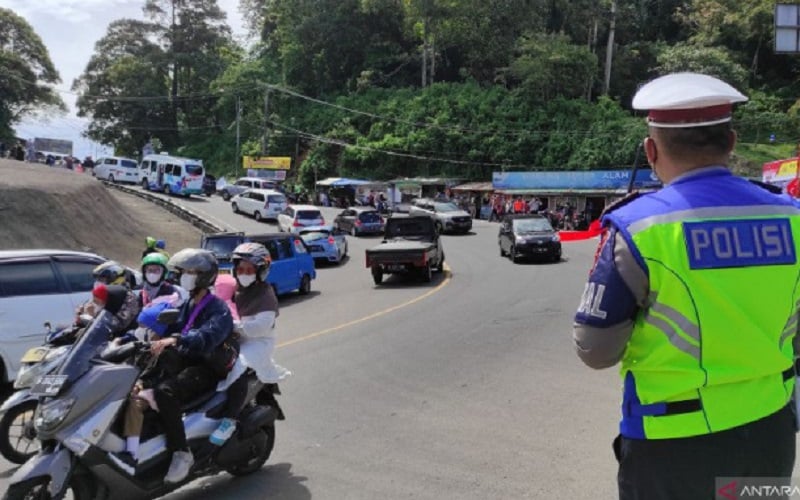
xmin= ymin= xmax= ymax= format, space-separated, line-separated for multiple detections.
xmin=632 ymin=72 xmax=748 ymax=128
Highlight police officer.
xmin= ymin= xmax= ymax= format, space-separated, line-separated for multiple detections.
xmin=573 ymin=72 xmax=800 ymax=499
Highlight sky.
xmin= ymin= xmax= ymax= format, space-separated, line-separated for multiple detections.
xmin=3 ymin=0 xmax=248 ymax=159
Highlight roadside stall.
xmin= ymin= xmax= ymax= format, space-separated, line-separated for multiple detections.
xmin=451 ymin=181 xmax=495 ymax=219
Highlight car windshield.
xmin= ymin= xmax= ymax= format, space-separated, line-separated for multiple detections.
xmin=53 ymin=311 xmax=116 ymax=384
xmin=387 ymin=220 xmax=432 ymax=238
xmin=120 ymin=160 xmax=137 ymax=168
xmin=300 ymin=230 xmax=330 ymax=242
xmin=513 ymin=218 xmax=553 ymax=233
xmin=297 ymin=210 xmax=321 ymax=219
xmin=358 ymin=211 xmax=381 ymax=222
xmin=434 ymin=202 xmax=460 ymax=212
xmin=185 ymin=164 xmax=203 ymax=176
xmin=203 ymin=236 xmax=242 ymax=258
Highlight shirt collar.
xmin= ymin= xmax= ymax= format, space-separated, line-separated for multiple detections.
xmin=667 ymin=165 xmax=731 ymax=185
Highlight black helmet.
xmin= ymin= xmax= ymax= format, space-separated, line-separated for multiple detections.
xmin=93 ymin=261 xmax=127 ymax=286
xmin=231 ymin=242 xmax=271 ymax=282
xmin=167 ymin=248 xmax=218 ymax=291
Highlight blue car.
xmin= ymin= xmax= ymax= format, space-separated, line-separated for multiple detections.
xmin=201 ymin=232 xmax=316 ymax=296
xmin=298 ymin=225 xmax=348 ymax=264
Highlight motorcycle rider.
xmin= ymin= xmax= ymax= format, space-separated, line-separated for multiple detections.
xmin=76 ymin=262 xmax=139 ymax=328
xmin=148 ymin=248 xmax=235 ymax=483
xmin=140 ymin=252 xmax=178 ymax=307
xmin=211 ymin=243 xmax=290 ymax=445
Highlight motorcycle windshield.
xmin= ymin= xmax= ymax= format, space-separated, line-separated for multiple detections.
xmin=53 ymin=311 xmax=115 ymax=383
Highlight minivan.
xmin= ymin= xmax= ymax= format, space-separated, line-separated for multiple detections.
xmin=230 ymin=189 xmax=287 ymax=222
xmin=93 ymin=156 xmax=140 ymax=184
xmin=277 ymin=205 xmax=325 ymax=234
xmin=139 ymin=153 xmax=205 ymax=197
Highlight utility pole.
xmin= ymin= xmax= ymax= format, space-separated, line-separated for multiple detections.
xmin=603 ymin=0 xmax=617 ymax=95
xmin=235 ymin=95 xmax=241 ymax=178
xmin=261 ymin=88 xmax=270 ymax=156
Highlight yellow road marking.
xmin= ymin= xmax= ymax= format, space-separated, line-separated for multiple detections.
xmin=277 ymin=264 xmax=452 ymax=349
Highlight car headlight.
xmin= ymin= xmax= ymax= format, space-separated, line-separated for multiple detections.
xmin=515 ymin=236 xmax=526 ymax=244
xmin=552 ymin=234 xmax=561 ymax=242
xmin=35 ymin=397 xmax=76 ymax=432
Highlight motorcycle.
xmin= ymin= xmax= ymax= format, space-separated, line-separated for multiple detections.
xmin=3 ymin=310 xmax=283 ymax=500
xmin=0 ymin=324 xmax=79 ymax=464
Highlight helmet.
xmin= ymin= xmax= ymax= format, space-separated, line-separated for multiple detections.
xmin=93 ymin=261 xmax=127 ymax=286
xmin=167 ymin=248 xmax=218 ymax=291
xmin=142 ymin=252 xmax=169 ymax=285
xmin=231 ymin=242 xmax=271 ymax=282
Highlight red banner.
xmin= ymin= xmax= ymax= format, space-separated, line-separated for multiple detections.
xmin=559 ymin=220 xmax=603 ymax=241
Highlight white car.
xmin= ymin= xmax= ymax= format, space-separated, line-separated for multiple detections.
xmin=277 ymin=205 xmax=325 ymax=233
xmin=0 ymin=250 xmax=128 ymax=382
xmin=93 ymin=156 xmax=140 ymax=184
xmin=231 ymin=189 xmax=287 ymax=222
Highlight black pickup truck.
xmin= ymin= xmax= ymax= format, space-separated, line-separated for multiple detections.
xmin=365 ymin=215 xmax=445 ymax=285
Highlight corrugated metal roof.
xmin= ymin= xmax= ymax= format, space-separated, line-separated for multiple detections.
xmin=451 ymin=182 xmax=494 ymax=192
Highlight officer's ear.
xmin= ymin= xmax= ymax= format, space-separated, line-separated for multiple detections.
xmin=727 ymin=129 xmax=737 ymax=155
xmin=644 ymin=136 xmax=658 ymax=166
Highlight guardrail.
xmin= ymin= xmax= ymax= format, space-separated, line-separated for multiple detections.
xmin=101 ymin=181 xmax=225 ymax=234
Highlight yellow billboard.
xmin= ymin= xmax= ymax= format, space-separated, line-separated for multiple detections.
xmin=242 ymin=156 xmax=291 ymax=170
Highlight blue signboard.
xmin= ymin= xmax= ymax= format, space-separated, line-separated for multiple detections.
xmin=492 ymin=169 xmax=661 ymax=190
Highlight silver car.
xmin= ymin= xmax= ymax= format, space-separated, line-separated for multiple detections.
xmin=409 ymin=199 xmax=473 ymax=234
xmin=298 ymin=226 xmax=348 ymax=264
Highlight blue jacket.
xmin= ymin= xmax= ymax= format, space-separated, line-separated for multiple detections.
xmin=168 ymin=293 xmax=233 ymax=359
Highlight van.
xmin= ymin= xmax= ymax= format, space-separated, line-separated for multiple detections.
xmin=139 ymin=153 xmax=205 ymax=197
xmin=230 ymin=188 xmax=288 ymax=222
xmin=93 ymin=156 xmax=139 ymax=184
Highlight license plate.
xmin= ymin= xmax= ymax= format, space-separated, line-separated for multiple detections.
xmin=21 ymin=347 xmax=48 ymax=363
xmin=386 ymin=264 xmax=406 ymax=272
xmin=31 ymin=374 xmax=68 ymax=397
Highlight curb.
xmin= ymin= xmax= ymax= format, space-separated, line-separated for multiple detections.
xmin=101 ymin=181 xmax=225 ymax=234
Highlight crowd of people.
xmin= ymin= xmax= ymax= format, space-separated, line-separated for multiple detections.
xmin=0 ymin=140 xmax=95 ymax=171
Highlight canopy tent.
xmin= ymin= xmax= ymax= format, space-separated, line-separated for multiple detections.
xmin=316 ymin=177 xmax=375 ymax=187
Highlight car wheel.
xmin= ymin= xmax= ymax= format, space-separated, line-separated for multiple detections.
xmin=350 ymin=226 xmax=357 ymax=237
xmin=222 ymin=191 xmax=231 ymax=201
xmin=232 ymin=202 xmax=239 ymax=214
xmin=434 ymin=253 xmax=445 ymax=273
xmin=163 ymin=185 xmax=171 ymax=195
xmin=254 ymin=211 xmax=263 ymax=222
xmin=553 ymin=252 xmax=561 ymax=263
xmin=421 ymin=263 xmax=433 ymax=283
xmin=372 ymin=267 xmax=383 ymax=285
xmin=499 ymin=242 xmax=505 ymax=257
xmin=435 ymin=221 xmax=443 ymax=234
xmin=141 ymin=178 xmax=149 ymax=190
xmin=299 ymin=275 xmax=311 ymax=295
xmin=343 ymin=242 xmax=348 ymax=258
xmin=109 ymin=175 xmax=115 ymax=183
xmin=510 ymin=245 xmax=519 ymax=263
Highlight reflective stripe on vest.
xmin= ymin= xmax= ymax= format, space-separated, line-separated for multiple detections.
xmin=614 ymin=204 xmax=800 ymax=440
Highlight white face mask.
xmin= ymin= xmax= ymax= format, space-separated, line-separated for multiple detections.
xmin=145 ymin=272 xmax=163 ymax=285
xmin=237 ymin=274 xmax=256 ymax=288
xmin=180 ymin=274 xmax=197 ymax=292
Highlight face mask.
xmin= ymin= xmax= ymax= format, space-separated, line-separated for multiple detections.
xmin=145 ymin=272 xmax=163 ymax=285
xmin=180 ymin=274 xmax=197 ymax=292
xmin=237 ymin=274 xmax=256 ymax=288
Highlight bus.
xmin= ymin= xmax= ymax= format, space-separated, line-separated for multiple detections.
xmin=139 ymin=153 xmax=204 ymax=197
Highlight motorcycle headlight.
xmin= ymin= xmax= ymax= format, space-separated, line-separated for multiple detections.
xmin=34 ymin=397 xmax=75 ymax=432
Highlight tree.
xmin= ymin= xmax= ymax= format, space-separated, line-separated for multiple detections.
xmin=0 ymin=8 xmax=65 ymax=139
xmin=655 ymin=42 xmax=748 ymax=90
xmin=73 ymin=19 xmax=175 ymax=155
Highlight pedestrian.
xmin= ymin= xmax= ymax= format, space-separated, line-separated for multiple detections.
xmin=572 ymin=72 xmax=800 ymax=500
xmin=64 ymin=156 xmax=74 ymax=170
xmin=14 ymin=143 xmax=25 ymax=161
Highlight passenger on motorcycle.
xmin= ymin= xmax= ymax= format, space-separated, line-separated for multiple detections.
xmin=76 ymin=261 xmax=140 ymax=330
xmin=210 ymin=243 xmax=291 ymax=445
xmin=140 ymin=252 xmax=178 ymax=307
xmin=92 ymin=284 xmax=140 ymax=336
xmin=148 ymin=248 xmax=235 ymax=484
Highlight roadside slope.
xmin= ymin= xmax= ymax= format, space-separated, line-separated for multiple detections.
xmin=0 ymin=159 xmax=202 ymax=267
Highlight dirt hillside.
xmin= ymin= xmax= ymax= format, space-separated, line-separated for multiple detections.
xmin=0 ymin=159 xmax=203 ymax=268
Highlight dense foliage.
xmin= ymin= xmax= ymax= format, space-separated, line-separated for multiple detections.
xmin=0 ymin=8 xmax=64 ymax=140
xmin=69 ymin=0 xmax=800 ymax=186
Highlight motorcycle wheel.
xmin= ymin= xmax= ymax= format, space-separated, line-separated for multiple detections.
xmin=224 ymin=425 xmax=275 ymax=477
xmin=3 ymin=475 xmax=94 ymax=500
xmin=0 ymin=400 xmax=40 ymax=464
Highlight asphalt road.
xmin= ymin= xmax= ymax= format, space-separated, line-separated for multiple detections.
xmin=0 ymin=187 xmax=633 ymax=498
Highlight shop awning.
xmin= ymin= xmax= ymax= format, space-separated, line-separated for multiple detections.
xmin=451 ymin=182 xmax=494 ymax=192
xmin=495 ymin=188 xmax=657 ymax=196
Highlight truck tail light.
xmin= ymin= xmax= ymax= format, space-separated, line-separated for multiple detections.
xmin=293 ymin=220 xmax=302 ymax=227
xmin=328 ymin=236 xmax=335 ymax=244
xmin=355 ymin=219 xmax=362 ymax=226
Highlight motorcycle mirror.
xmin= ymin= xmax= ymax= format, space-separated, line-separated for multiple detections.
xmin=43 ymin=321 xmax=52 ymax=333
xmin=157 ymin=308 xmax=181 ymax=325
